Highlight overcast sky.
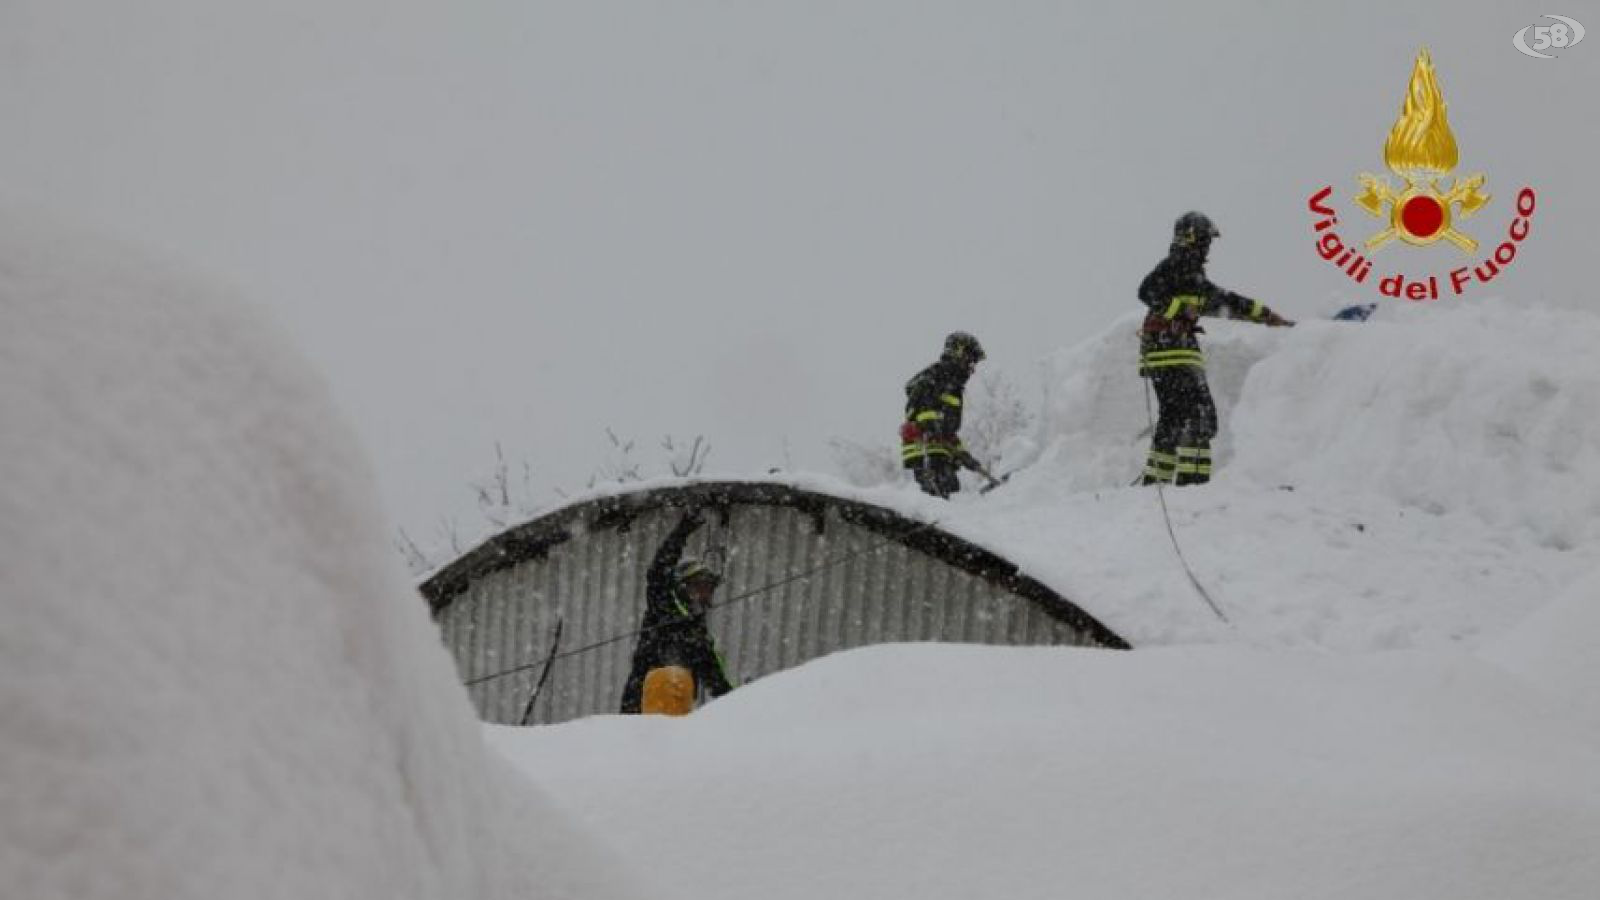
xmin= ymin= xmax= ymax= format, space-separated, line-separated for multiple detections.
xmin=3 ymin=1 xmax=1594 ymax=548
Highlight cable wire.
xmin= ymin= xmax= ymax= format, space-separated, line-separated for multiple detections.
xmin=1142 ymin=379 xmax=1231 ymax=624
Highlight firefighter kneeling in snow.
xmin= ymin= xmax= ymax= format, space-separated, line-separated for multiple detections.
xmin=1138 ymin=212 xmax=1293 ymax=486
xmin=620 ymin=507 xmax=735 ymax=715
xmin=901 ymin=331 xmax=987 ymax=498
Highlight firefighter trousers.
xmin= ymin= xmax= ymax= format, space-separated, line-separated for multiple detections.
xmin=1143 ymin=365 xmax=1217 ymax=486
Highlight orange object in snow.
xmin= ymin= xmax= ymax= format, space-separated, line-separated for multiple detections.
xmin=641 ymin=665 xmax=695 ymax=716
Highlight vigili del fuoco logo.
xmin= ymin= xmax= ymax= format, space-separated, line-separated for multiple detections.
xmin=1308 ymin=49 xmax=1536 ymax=301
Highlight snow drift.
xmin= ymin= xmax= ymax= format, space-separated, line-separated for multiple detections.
xmin=494 ymin=641 xmax=1600 ymax=900
xmin=0 ymin=215 xmax=636 ymax=900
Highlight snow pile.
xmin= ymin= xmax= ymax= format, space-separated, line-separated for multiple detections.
xmin=936 ymin=301 xmax=1600 ymax=649
xmin=1233 ymin=301 xmax=1600 ymax=551
xmin=1033 ymin=301 xmax=1600 ymax=548
xmin=0 ymin=216 xmax=636 ymax=900
xmin=493 ymin=642 xmax=1600 ymax=900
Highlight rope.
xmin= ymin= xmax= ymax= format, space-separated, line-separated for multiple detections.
xmin=462 ymin=515 xmax=946 ymax=688
xmin=1142 ymin=378 xmax=1231 ymax=624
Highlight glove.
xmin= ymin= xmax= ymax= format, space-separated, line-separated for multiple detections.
xmin=1262 ymin=310 xmax=1294 ymax=327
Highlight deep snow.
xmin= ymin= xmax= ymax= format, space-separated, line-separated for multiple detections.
xmin=0 ymin=216 xmax=638 ymax=900
xmin=4 ymin=215 xmax=1598 ymax=899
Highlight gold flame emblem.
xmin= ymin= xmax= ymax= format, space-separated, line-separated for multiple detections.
xmin=1353 ymin=49 xmax=1490 ymax=253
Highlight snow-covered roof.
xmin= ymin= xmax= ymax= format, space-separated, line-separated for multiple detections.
xmin=421 ymin=478 xmax=1128 ymax=650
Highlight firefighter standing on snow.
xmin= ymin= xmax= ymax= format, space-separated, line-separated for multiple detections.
xmin=1138 ymin=212 xmax=1293 ymax=486
xmin=619 ymin=507 xmax=734 ymax=715
xmin=901 ymin=331 xmax=987 ymax=498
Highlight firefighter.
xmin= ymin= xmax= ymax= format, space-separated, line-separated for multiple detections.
xmin=901 ymin=331 xmax=987 ymax=498
xmin=619 ymin=508 xmax=735 ymax=715
xmin=1138 ymin=212 xmax=1293 ymax=486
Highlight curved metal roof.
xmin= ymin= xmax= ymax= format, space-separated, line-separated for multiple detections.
xmin=421 ymin=480 xmax=1129 ymax=650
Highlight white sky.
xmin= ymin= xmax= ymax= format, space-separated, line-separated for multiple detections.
xmin=2 ymin=1 xmax=1594 ymax=545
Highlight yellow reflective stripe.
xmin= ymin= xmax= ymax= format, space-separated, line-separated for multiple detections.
xmin=914 ymin=411 xmax=943 ymax=423
xmin=1174 ymin=447 xmax=1213 ymax=475
xmin=940 ymin=393 xmax=962 ymax=408
xmin=1140 ymin=348 xmax=1205 ymax=369
xmin=1163 ymin=294 xmax=1203 ymax=319
xmin=901 ymin=445 xmax=954 ymax=459
xmin=1249 ymin=300 xmax=1264 ymax=320
xmin=1145 ymin=449 xmax=1177 ymax=480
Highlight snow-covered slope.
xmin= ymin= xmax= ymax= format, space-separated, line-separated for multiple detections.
xmin=0 ymin=216 xmax=637 ymax=900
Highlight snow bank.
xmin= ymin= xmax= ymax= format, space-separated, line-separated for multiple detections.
xmin=1035 ymin=300 xmax=1600 ymax=554
xmin=1232 ymin=301 xmax=1600 ymax=551
xmin=494 ymin=642 xmax=1600 ymax=900
xmin=979 ymin=300 xmax=1600 ymax=648
xmin=0 ymin=215 xmax=636 ymax=900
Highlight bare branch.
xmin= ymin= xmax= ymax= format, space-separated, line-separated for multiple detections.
xmin=394 ymin=528 xmax=432 ymax=577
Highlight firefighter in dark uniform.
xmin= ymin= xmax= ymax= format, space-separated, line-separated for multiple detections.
xmin=1138 ymin=212 xmax=1293 ymax=486
xmin=901 ymin=331 xmax=986 ymax=498
xmin=619 ymin=508 xmax=735 ymax=714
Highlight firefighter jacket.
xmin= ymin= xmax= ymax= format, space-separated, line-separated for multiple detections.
xmin=621 ymin=513 xmax=733 ymax=713
xmin=901 ymin=358 xmax=975 ymax=467
xmin=1136 ymin=248 xmax=1282 ymax=375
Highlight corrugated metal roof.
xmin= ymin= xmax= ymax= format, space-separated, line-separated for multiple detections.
xmin=425 ymin=481 xmax=1128 ymax=724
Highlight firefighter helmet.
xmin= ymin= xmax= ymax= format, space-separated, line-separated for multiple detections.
xmin=1173 ymin=211 xmax=1220 ymax=248
xmin=942 ymin=331 xmax=985 ymax=363
xmin=673 ymin=557 xmax=721 ymax=588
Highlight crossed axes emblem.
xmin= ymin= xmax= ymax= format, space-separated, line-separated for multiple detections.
xmin=1353 ymin=173 xmax=1491 ymax=253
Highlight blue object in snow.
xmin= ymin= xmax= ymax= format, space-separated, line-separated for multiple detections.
xmin=1333 ymin=303 xmax=1377 ymax=322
